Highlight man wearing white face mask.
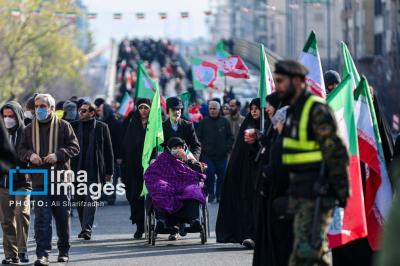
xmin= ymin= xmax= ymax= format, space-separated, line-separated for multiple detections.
xmin=0 ymin=101 xmax=31 ymax=264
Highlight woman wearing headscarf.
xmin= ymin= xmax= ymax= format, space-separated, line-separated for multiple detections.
xmin=216 ymin=98 xmax=263 ymax=248
xmin=121 ymin=98 xmax=151 ymax=239
xmin=253 ymin=92 xmax=293 ymax=266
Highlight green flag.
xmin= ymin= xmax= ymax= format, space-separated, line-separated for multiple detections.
xmin=179 ymin=92 xmax=191 ymax=119
xmin=136 ymin=62 xmax=157 ymax=99
xmin=258 ymin=44 xmax=274 ymax=109
xmin=341 ymin=42 xmax=360 ymax=89
xmin=141 ymin=83 xmax=164 ymax=196
xmin=216 ymin=40 xmax=230 ymax=58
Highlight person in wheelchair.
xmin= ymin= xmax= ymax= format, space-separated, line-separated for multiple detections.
xmin=144 ymin=137 xmax=206 ymax=241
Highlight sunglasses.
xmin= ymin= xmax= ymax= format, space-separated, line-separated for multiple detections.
xmin=79 ymin=109 xmax=89 ymax=114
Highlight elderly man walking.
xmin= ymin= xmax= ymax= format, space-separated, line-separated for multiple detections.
xmin=197 ymin=101 xmax=234 ymax=203
xmin=18 ymin=94 xmax=80 ymax=266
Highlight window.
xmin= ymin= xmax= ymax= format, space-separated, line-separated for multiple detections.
xmin=375 ymin=0 xmax=383 ymax=16
xmin=374 ymin=33 xmax=383 ymax=55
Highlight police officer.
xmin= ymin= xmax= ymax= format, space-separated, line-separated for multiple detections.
xmin=274 ymin=60 xmax=349 ymax=266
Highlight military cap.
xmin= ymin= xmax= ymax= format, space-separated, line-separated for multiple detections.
xmin=274 ymin=60 xmax=309 ymax=78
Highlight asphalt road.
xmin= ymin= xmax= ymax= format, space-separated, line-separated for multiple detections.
xmin=0 ymin=196 xmax=253 ymax=266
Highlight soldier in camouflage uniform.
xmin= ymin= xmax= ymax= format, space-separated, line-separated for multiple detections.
xmin=273 ymin=60 xmax=350 ymax=266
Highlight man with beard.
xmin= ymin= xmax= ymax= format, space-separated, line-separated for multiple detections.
xmin=274 ymin=60 xmax=350 ymax=266
xmin=225 ymin=99 xmax=245 ymax=139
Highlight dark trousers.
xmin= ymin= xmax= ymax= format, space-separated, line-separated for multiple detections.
xmin=107 ymin=165 xmax=121 ymax=203
xmin=33 ymin=193 xmax=71 ymax=257
xmin=130 ymin=196 xmax=145 ymax=232
xmin=204 ymin=157 xmax=227 ymax=199
xmin=76 ymin=193 xmax=97 ymax=234
xmin=157 ymin=200 xmax=200 ymax=227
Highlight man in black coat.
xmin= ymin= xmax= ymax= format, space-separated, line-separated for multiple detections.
xmin=197 ymin=100 xmax=234 ymax=202
xmin=71 ymin=101 xmax=114 ymax=241
xmin=162 ymin=97 xmax=201 ymax=160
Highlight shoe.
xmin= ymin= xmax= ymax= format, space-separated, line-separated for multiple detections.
xmin=2 ymin=257 xmax=19 ymax=264
xmin=18 ymin=253 xmax=29 ymax=263
xmin=190 ymin=219 xmax=201 ymax=231
xmin=82 ymin=231 xmax=91 ymax=240
xmin=133 ymin=230 xmax=143 ymax=239
xmin=78 ymin=231 xmax=84 ymax=238
xmin=57 ymin=254 xmax=69 ymax=263
xmin=242 ymin=239 xmax=255 ymax=249
xmin=34 ymin=256 xmax=49 ymax=266
xmin=168 ymin=233 xmax=178 ymax=241
xmin=178 ymin=224 xmax=187 ymax=237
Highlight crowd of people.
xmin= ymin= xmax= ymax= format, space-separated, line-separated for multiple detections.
xmin=1 ymin=52 xmax=400 ymax=266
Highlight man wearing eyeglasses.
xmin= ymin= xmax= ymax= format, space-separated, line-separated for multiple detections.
xmin=70 ymin=101 xmax=114 ymax=241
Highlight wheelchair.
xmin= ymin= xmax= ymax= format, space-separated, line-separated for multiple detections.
xmin=144 ymin=194 xmax=210 ymax=246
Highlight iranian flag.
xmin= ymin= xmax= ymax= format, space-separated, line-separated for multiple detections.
xmin=215 ymin=40 xmax=249 ymax=79
xmin=135 ymin=62 xmax=167 ymax=112
xmin=298 ymin=31 xmax=326 ymax=98
xmin=118 ymin=92 xmax=134 ymax=117
xmin=136 ymin=13 xmax=145 ymax=20
xmin=180 ymin=12 xmax=189 ymax=18
xmin=159 ymin=12 xmax=167 ymax=20
xmin=327 ymin=75 xmax=368 ymax=248
xmin=10 ymin=8 xmax=21 ymax=17
xmin=191 ymin=58 xmax=218 ymax=90
xmin=66 ymin=12 xmax=77 ymax=21
xmin=87 ymin=13 xmax=97 ymax=20
xmin=113 ymin=13 xmax=122 ymax=20
xmin=258 ymin=44 xmax=275 ymax=109
xmin=354 ymin=77 xmax=393 ymax=250
xmin=341 ymin=41 xmax=360 ymax=89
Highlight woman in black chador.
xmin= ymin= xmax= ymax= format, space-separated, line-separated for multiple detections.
xmin=121 ymin=98 xmax=151 ymax=239
xmin=253 ymin=92 xmax=293 ymax=266
xmin=216 ymin=98 xmax=262 ymax=248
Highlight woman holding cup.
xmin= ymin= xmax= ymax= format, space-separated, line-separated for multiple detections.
xmin=216 ymin=98 xmax=263 ymax=249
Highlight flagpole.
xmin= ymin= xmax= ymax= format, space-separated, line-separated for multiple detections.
xmin=224 ymin=76 xmax=228 ymax=91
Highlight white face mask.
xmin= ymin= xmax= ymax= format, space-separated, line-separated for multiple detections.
xmin=24 ymin=111 xmax=33 ymax=119
xmin=3 ymin=117 xmax=17 ymax=129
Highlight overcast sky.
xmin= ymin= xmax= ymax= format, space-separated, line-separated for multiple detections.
xmin=82 ymin=0 xmax=210 ymax=49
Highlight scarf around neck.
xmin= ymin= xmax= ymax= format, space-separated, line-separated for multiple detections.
xmin=32 ymin=114 xmax=59 ymax=156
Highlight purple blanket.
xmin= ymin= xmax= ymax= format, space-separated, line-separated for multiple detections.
xmin=144 ymin=152 xmax=206 ymax=214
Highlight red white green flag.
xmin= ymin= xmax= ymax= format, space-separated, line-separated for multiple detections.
xmin=191 ymin=58 xmax=218 ymax=90
xmin=159 ymin=12 xmax=167 ymax=20
xmin=327 ymin=75 xmax=368 ymax=248
xmin=136 ymin=13 xmax=145 ymax=20
xmin=341 ymin=42 xmax=360 ymax=89
xmin=113 ymin=13 xmax=122 ymax=20
xmin=354 ymin=77 xmax=393 ymax=250
xmin=298 ymin=31 xmax=326 ymax=98
xmin=180 ymin=12 xmax=189 ymax=18
xmin=87 ymin=13 xmax=97 ymax=20
xmin=258 ymin=44 xmax=275 ymax=109
xmin=118 ymin=92 xmax=134 ymax=117
xmin=10 ymin=8 xmax=21 ymax=17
